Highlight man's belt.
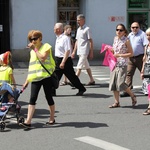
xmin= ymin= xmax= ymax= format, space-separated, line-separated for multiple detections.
xmin=132 ymin=54 xmax=144 ymax=58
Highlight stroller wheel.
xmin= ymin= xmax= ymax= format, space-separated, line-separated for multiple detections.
xmin=17 ymin=116 xmax=24 ymax=124
xmin=0 ymin=121 xmax=6 ymax=131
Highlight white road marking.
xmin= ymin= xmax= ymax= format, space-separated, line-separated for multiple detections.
xmin=81 ymin=68 xmax=142 ymax=89
xmin=93 ymin=75 xmax=109 ymax=77
xmin=75 ymin=136 xmax=131 ymax=150
xmin=83 ymin=72 xmax=106 ymax=74
xmin=96 ymin=78 xmax=110 ymax=81
xmin=133 ymin=85 xmax=141 ymax=89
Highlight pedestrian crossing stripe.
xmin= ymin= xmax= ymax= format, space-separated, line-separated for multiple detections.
xmin=75 ymin=136 xmax=130 ymax=150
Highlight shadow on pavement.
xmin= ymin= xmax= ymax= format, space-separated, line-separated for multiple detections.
xmin=43 ymin=121 xmax=108 ymax=128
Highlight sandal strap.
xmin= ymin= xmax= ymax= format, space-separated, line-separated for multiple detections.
xmin=131 ymin=95 xmax=137 ymax=106
xmin=109 ymin=102 xmax=120 ymax=108
xmin=143 ymin=108 xmax=150 ymax=115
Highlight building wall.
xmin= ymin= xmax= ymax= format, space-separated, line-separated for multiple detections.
xmin=85 ymin=0 xmax=127 ymax=50
xmin=10 ymin=0 xmax=127 ymax=61
xmin=10 ymin=0 xmax=57 ymax=61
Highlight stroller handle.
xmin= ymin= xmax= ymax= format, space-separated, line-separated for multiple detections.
xmin=20 ymin=88 xmax=25 ymax=94
xmin=11 ymin=84 xmax=23 ymax=86
xmin=11 ymin=84 xmax=26 ymax=94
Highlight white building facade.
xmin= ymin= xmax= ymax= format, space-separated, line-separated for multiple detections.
xmin=0 ymin=0 xmax=150 ymax=61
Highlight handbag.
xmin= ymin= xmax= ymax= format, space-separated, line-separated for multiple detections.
xmin=143 ymin=63 xmax=150 ymax=78
xmin=38 ymin=59 xmax=59 ymax=89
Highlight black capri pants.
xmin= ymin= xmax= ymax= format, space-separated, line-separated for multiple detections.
xmin=29 ymin=76 xmax=54 ymax=106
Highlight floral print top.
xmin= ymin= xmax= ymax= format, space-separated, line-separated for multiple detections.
xmin=113 ymin=36 xmax=129 ymax=67
xmin=146 ymin=46 xmax=150 ymax=63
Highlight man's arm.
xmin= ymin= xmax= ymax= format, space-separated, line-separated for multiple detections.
xmin=60 ymin=50 xmax=70 ymax=69
xmin=71 ymin=40 xmax=77 ymax=58
xmin=89 ymin=38 xmax=94 ymax=59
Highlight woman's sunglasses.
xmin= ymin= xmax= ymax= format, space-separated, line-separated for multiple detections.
xmin=30 ymin=37 xmax=39 ymax=42
xmin=116 ymin=29 xmax=124 ymax=32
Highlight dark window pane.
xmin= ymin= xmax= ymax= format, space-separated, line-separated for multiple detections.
xmin=58 ymin=0 xmax=79 ymax=7
xmin=128 ymin=0 xmax=149 ymax=8
xmin=128 ymin=12 xmax=148 ymax=31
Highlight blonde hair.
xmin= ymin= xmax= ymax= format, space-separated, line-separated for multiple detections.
xmin=146 ymin=27 xmax=150 ymax=34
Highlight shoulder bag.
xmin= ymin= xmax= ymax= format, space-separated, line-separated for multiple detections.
xmin=38 ymin=59 xmax=59 ymax=89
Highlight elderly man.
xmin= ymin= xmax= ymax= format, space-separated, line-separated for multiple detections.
xmin=54 ymin=23 xmax=86 ymax=96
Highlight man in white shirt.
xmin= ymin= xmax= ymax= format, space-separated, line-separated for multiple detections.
xmin=54 ymin=23 xmax=86 ymax=96
xmin=72 ymin=14 xmax=95 ymax=85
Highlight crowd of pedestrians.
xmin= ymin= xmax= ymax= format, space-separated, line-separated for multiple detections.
xmin=1 ymin=13 xmax=150 ymax=129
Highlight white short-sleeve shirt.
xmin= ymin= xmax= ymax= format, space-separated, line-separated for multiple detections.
xmin=76 ymin=24 xmax=92 ymax=55
xmin=55 ymin=33 xmax=71 ymax=57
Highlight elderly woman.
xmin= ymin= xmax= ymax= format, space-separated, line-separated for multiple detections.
xmin=19 ymin=30 xmax=56 ymax=128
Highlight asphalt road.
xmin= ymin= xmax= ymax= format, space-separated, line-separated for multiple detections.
xmin=0 ymin=65 xmax=150 ymax=150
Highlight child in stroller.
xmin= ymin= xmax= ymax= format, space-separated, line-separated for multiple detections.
xmin=0 ymin=82 xmax=24 ymax=131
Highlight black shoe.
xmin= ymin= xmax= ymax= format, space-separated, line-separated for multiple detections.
xmin=120 ymin=92 xmax=130 ymax=97
xmin=46 ymin=119 xmax=55 ymax=125
xmin=19 ymin=122 xmax=31 ymax=128
xmin=76 ymin=89 xmax=86 ymax=96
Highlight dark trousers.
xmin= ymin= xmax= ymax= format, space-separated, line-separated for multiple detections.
xmin=55 ymin=57 xmax=86 ymax=92
xmin=125 ymin=54 xmax=144 ymax=88
xmin=30 ymin=77 xmax=54 ymax=105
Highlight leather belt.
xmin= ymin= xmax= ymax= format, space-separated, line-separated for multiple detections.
xmin=132 ymin=54 xmax=144 ymax=58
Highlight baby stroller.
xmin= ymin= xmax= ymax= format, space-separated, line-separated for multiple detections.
xmin=0 ymin=82 xmax=24 ymax=131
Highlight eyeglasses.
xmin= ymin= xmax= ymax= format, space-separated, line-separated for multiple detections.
xmin=146 ymin=34 xmax=150 ymax=36
xmin=131 ymin=27 xmax=139 ymax=29
xmin=30 ymin=37 xmax=39 ymax=42
xmin=116 ymin=29 xmax=124 ymax=32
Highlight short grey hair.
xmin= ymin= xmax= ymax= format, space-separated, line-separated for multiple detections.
xmin=146 ymin=27 xmax=150 ymax=34
xmin=77 ymin=14 xmax=85 ymax=19
xmin=55 ymin=23 xmax=64 ymax=31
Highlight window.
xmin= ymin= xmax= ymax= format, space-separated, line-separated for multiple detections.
xmin=128 ymin=12 xmax=148 ymax=31
xmin=58 ymin=0 xmax=79 ymax=39
xmin=128 ymin=0 xmax=149 ymax=8
xmin=58 ymin=0 xmax=79 ymax=7
xmin=127 ymin=0 xmax=150 ymax=31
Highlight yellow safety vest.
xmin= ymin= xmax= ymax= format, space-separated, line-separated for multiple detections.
xmin=27 ymin=43 xmax=56 ymax=82
xmin=0 ymin=66 xmax=12 ymax=84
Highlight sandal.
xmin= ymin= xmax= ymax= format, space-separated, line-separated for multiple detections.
xmin=109 ymin=102 xmax=120 ymax=108
xmin=143 ymin=108 xmax=150 ymax=115
xmin=60 ymin=81 xmax=68 ymax=86
xmin=131 ymin=95 xmax=137 ymax=106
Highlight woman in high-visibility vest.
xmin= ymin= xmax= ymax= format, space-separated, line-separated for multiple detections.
xmin=19 ymin=30 xmax=56 ymax=128
xmin=0 ymin=51 xmax=16 ymax=87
